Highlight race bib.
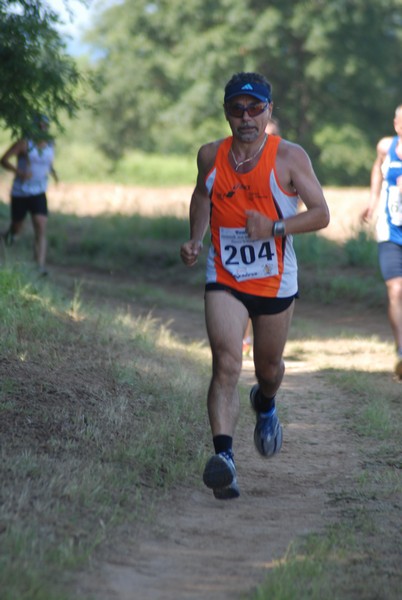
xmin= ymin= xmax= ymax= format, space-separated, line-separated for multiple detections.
xmin=219 ymin=227 xmax=279 ymax=282
xmin=388 ymin=186 xmax=402 ymax=226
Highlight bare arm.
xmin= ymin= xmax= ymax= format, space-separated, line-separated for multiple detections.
xmin=180 ymin=142 xmax=219 ymax=267
xmin=361 ymin=137 xmax=391 ymax=223
xmin=0 ymin=139 xmax=29 ymax=179
xmin=49 ymin=141 xmax=59 ymax=183
xmin=246 ymin=141 xmax=330 ymax=239
xmin=50 ymin=165 xmax=59 ymax=184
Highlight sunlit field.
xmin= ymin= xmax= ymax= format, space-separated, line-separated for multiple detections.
xmin=0 ymin=178 xmax=371 ymax=241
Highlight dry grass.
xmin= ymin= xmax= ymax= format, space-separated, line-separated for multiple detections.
xmin=45 ymin=184 xmax=370 ymax=241
xmin=0 ymin=180 xmax=372 ymax=240
xmin=1 ymin=182 xmax=399 ymax=600
xmin=0 ymin=274 xmax=210 ymax=599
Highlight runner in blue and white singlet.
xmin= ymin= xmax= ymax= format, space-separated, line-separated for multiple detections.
xmin=361 ymin=104 xmax=402 ymax=378
xmin=376 ymin=135 xmax=402 ymax=244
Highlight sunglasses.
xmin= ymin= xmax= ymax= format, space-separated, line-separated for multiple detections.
xmin=225 ymin=102 xmax=268 ymax=119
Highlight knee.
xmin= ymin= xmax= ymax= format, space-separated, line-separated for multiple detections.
xmin=35 ymin=223 xmax=47 ymax=237
xmin=212 ymin=350 xmax=242 ymax=383
xmin=255 ymin=358 xmax=284 ymax=387
xmin=387 ymin=280 xmax=402 ymax=303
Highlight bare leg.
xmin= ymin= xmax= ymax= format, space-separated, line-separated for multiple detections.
xmin=205 ymin=291 xmax=249 ymax=437
xmin=385 ymin=277 xmax=402 ymax=350
xmin=248 ymin=302 xmax=295 ymax=458
xmin=31 ymin=214 xmax=48 ymax=269
xmin=4 ymin=220 xmax=24 ymax=244
xmin=10 ymin=220 xmax=25 ymax=235
xmin=252 ymin=301 xmax=295 ymax=398
xmin=203 ymin=291 xmax=248 ymax=499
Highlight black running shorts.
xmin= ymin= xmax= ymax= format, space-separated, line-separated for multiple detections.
xmin=11 ymin=193 xmax=48 ymax=221
xmin=205 ymin=282 xmax=298 ymax=316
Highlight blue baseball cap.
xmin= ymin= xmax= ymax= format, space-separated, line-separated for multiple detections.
xmin=224 ymin=80 xmax=272 ymax=104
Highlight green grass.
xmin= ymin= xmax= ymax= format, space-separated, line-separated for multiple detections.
xmin=249 ymin=527 xmax=354 ymax=600
xmin=326 ymin=369 xmax=400 ymax=448
xmin=51 ymin=137 xmax=196 ymax=184
xmin=0 ymin=265 xmax=211 ymax=599
xmin=0 ymin=201 xmax=207 ymax=294
xmin=251 ymin=331 xmax=401 ymax=600
xmin=0 ymin=132 xmax=197 ymax=186
xmin=293 ymin=231 xmax=385 ymax=307
xmin=1 ymin=195 xmax=399 ymax=600
xmin=0 ymin=199 xmax=384 ymax=307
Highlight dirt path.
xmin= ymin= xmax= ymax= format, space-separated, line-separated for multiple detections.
xmin=32 ymin=183 xmax=395 ymax=599
xmin=74 ymin=297 xmax=391 ymax=600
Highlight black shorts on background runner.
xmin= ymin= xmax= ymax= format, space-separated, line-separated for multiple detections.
xmin=11 ymin=193 xmax=48 ymax=221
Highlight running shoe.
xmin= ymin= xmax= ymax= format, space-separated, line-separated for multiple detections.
xmin=202 ymin=451 xmax=240 ymax=500
xmin=250 ymin=384 xmax=283 ymax=457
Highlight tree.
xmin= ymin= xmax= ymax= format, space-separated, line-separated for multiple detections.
xmin=0 ymin=0 xmax=81 ymax=137
xmin=86 ymin=0 xmax=402 ymax=183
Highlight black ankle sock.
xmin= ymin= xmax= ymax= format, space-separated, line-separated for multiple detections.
xmin=213 ymin=435 xmax=233 ymax=456
xmin=254 ymin=389 xmax=276 ymax=413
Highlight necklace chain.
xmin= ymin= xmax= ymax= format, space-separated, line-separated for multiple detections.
xmin=230 ymin=134 xmax=267 ymax=171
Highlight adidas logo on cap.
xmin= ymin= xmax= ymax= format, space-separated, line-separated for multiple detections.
xmin=241 ymin=83 xmax=254 ymax=90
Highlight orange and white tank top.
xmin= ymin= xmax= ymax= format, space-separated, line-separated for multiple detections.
xmin=205 ymin=135 xmax=299 ymax=297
